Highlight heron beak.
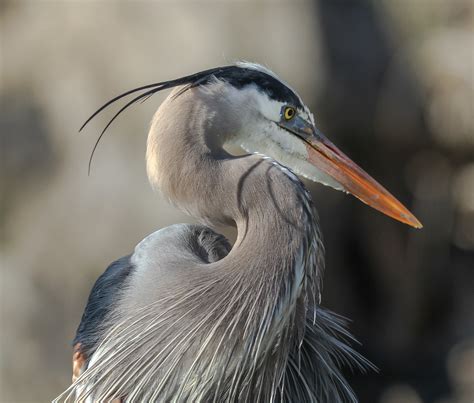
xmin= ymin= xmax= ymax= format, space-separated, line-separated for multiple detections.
xmin=281 ymin=119 xmax=422 ymax=228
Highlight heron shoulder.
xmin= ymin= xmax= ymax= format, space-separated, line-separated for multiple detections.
xmin=132 ymin=224 xmax=231 ymax=266
xmin=72 ymin=225 xmax=231 ymax=378
xmin=119 ymin=224 xmax=231 ymax=313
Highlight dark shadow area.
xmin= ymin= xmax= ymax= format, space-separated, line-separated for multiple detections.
xmin=312 ymin=1 xmax=474 ymax=402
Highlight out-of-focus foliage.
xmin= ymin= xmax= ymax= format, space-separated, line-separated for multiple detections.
xmin=1 ymin=1 xmax=472 ymax=402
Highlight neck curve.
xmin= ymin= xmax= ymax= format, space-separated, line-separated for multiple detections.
xmin=69 ymin=87 xmax=327 ymax=402
xmin=145 ymin=90 xmax=325 ymax=396
xmin=146 ymin=86 xmax=324 ymax=315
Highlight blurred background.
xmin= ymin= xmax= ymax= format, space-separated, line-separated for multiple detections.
xmin=1 ymin=0 xmax=473 ymax=402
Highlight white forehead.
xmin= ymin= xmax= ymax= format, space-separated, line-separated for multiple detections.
xmin=235 ymin=61 xmax=315 ymax=120
xmin=199 ymin=68 xmax=316 ymax=125
xmin=247 ymin=85 xmax=316 ymax=125
xmin=236 ymin=62 xmax=315 ymax=124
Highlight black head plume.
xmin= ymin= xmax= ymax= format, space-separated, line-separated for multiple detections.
xmin=82 ymin=66 xmax=238 ymax=174
xmin=81 ymin=64 xmax=301 ymax=174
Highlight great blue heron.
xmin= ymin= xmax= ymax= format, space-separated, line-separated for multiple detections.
xmin=56 ymin=62 xmax=421 ymax=402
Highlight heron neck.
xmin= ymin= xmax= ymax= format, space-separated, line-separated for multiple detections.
xmin=153 ymin=143 xmax=322 ymax=314
xmin=218 ymin=155 xmax=323 ymax=313
xmin=146 ymin=89 xmax=323 ymax=311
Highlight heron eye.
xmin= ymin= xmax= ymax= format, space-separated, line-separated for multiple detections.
xmin=283 ymin=106 xmax=296 ymax=121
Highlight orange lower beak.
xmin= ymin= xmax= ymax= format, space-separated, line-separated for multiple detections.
xmin=305 ymin=132 xmax=422 ymax=229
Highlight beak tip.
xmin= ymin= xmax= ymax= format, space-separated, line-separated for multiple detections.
xmin=413 ymin=219 xmax=423 ymax=229
xmin=303 ymin=136 xmax=424 ymax=230
xmin=404 ymin=214 xmax=423 ymax=229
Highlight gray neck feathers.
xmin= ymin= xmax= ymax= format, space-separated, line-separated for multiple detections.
xmin=146 ymin=86 xmax=323 ymax=310
xmin=65 ymin=87 xmax=334 ymax=403
xmin=136 ymin=87 xmax=325 ymax=400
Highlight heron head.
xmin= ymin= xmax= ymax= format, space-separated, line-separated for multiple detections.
xmin=81 ymin=62 xmax=421 ymax=228
xmin=216 ymin=62 xmax=422 ymax=228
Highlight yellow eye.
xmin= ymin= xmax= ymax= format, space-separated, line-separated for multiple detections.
xmin=283 ymin=106 xmax=296 ymax=121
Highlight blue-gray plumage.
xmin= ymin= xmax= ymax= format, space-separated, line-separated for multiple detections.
xmin=72 ymin=226 xmax=232 ymax=382
xmin=56 ymin=62 xmax=421 ymax=403
xmin=73 ymin=255 xmax=134 ymax=359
